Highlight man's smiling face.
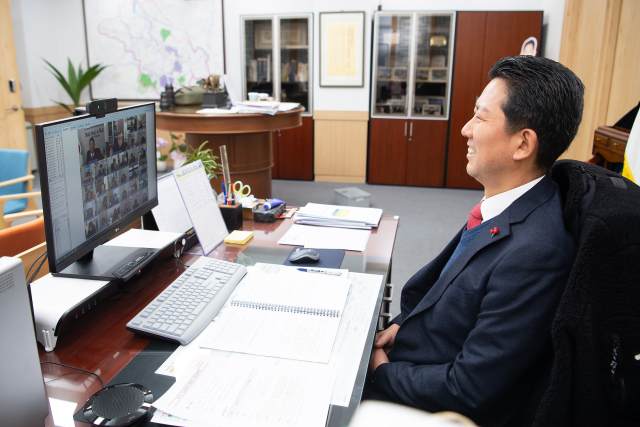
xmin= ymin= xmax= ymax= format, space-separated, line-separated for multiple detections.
xmin=461 ymin=78 xmax=522 ymax=190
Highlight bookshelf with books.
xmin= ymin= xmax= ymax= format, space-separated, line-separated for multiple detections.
xmin=241 ymin=14 xmax=313 ymax=180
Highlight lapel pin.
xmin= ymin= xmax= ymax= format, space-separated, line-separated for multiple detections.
xmin=490 ymin=227 xmax=499 ymax=237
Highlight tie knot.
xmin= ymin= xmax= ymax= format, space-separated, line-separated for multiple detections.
xmin=467 ymin=201 xmax=483 ymax=230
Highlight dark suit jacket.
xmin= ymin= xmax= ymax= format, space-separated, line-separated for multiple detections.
xmin=370 ymin=175 xmax=575 ymax=427
xmin=86 ymin=148 xmax=103 ymax=164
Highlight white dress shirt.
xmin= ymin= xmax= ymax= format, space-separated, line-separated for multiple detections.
xmin=481 ymin=176 xmax=545 ymax=223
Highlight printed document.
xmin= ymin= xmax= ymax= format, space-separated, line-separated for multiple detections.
xmin=151 ymin=174 xmax=193 ymax=234
xmin=156 ymin=267 xmax=384 ymax=407
xmin=152 ymin=358 xmax=334 ymax=427
xmin=173 ymin=160 xmax=228 ymax=255
xmin=277 ymin=224 xmax=371 ymax=251
xmin=295 ymin=203 xmax=383 ymax=228
xmin=199 ymin=269 xmax=350 ymax=363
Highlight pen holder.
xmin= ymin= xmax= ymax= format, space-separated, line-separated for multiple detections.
xmin=219 ymin=203 xmax=243 ymax=231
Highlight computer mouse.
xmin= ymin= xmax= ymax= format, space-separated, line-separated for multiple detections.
xmin=288 ymin=248 xmax=320 ymax=263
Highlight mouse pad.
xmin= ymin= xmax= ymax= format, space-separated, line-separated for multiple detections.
xmin=283 ymin=248 xmax=345 ymax=269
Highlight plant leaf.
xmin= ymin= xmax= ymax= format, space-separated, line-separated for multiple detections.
xmin=67 ymin=59 xmax=79 ymax=105
xmin=52 ymin=100 xmax=74 ymax=115
xmin=43 ymin=59 xmax=75 ymax=102
xmin=78 ymin=64 xmax=106 ymax=92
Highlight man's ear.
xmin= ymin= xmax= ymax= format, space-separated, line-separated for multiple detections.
xmin=512 ymin=128 xmax=538 ymax=162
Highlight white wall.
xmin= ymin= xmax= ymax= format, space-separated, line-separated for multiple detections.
xmin=11 ymin=0 xmax=90 ymax=109
xmin=11 ymin=0 xmax=565 ymax=110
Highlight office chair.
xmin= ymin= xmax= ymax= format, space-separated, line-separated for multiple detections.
xmin=0 ymin=148 xmax=42 ymax=229
xmin=0 ymin=216 xmax=45 ymax=258
xmin=522 ymin=160 xmax=640 ymax=426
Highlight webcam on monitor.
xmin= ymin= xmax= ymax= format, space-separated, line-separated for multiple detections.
xmin=75 ymin=98 xmax=118 ymax=118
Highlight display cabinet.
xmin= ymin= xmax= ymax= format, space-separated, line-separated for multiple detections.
xmin=241 ymin=15 xmax=313 ymax=114
xmin=241 ymin=14 xmax=314 ymax=180
xmin=371 ymin=12 xmax=455 ymax=120
xmin=369 ymin=12 xmax=455 ymax=187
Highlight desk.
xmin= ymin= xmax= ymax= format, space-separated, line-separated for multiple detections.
xmin=38 ymin=215 xmax=399 ymax=427
xmin=156 ymin=107 xmax=303 ymax=198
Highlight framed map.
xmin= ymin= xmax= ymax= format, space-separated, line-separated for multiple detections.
xmin=83 ymin=0 xmax=225 ymax=100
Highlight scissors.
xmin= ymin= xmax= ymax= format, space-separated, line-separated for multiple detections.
xmin=232 ymin=181 xmax=251 ymax=199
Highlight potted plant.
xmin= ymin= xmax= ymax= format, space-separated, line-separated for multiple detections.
xmin=44 ymin=58 xmax=107 ymax=115
xmin=183 ymin=140 xmax=223 ymax=181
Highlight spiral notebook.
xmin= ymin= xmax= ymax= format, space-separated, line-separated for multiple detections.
xmin=200 ymin=268 xmax=350 ymax=363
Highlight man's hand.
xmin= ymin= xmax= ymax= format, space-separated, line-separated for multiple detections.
xmin=369 ymin=324 xmax=399 ymax=375
xmin=369 ymin=347 xmax=389 ymax=374
xmin=374 ymin=323 xmax=399 ymax=354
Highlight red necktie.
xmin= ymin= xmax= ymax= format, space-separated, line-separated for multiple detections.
xmin=467 ymin=201 xmax=483 ymax=230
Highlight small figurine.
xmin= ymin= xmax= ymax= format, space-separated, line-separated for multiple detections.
xmin=198 ymin=74 xmax=221 ymax=92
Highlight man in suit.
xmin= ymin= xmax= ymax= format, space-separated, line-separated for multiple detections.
xmin=96 ymin=163 xmax=106 ymax=178
xmin=85 ymin=137 xmax=103 ymax=164
xmin=365 ymin=56 xmax=584 ymax=427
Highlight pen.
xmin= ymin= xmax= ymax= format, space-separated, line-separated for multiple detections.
xmin=222 ymin=183 xmax=227 ymax=203
xmin=296 ymin=268 xmax=342 ymax=276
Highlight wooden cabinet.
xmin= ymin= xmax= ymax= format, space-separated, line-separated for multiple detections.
xmin=272 ymin=116 xmax=313 ymax=180
xmin=242 ymin=15 xmax=314 ymax=181
xmin=368 ymin=10 xmax=543 ymax=189
xmin=369 ymin=118 xmax=448 ymax=187
xmin=445 ymin=11 xmax=543 ymax=189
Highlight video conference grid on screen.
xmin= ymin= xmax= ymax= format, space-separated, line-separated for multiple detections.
xmin=42 ymin=105 xmax=156 ymax=265
xmin=81 ymin=115 xmax=150 ymax=237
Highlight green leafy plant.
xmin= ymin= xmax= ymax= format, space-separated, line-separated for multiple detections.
xmin=43 ymin=58 xmax=107 ymax=114
xmin=184 ymin=141 xmax=223 ymax=179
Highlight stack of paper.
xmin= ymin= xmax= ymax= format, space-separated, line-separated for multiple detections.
xmin=295 ymin=203 xmax=383 ymax=229
xmin=224 ymin=230 xmax=254 ymax=244
xmin=278 ymin=102 xmax=301 ymax=111
xmin=154 ymin=265 xmax=385 ymax=410
xmin=235 ymin=101 xmax=280 ymax=115
xmin=152 ymin=358 xmax=334 ymax=427
xmin=278 ymin=224 xmax=370 ymax=252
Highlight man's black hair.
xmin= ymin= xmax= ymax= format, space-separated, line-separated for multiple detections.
xmin=488 ymin=56 xmax=584 ymax=171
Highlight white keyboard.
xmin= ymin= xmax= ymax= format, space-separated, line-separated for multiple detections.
xmin=126 ymin=256 xmax=247 ymax=345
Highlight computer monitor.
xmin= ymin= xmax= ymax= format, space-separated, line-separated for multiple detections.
xmin=35 ymin=103 xmax=159 ymax=280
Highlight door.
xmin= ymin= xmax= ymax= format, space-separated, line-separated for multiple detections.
xmin=0 ymin=0 xmax=28 ymax=153
xmin=446 ymin=11 xmax=543 ymax=189
xmin=406 ymin=120 xmax=448 ymax=187
xmin=446 ymin=12 xmax=486 ymax=189
xmin=480 ymin=12 xmax=544 ymax=86
xmin=275 ymin=116 xmax=313 ymax=180
xmin=368 ymin=119 xmax=409 ymax=185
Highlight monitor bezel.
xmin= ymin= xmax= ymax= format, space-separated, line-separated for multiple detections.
xmin=35 ymin=102 xmax=159 ymax=274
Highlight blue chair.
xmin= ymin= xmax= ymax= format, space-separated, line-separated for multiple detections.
xmin=0 ymin=148 xmax=42 ymax=229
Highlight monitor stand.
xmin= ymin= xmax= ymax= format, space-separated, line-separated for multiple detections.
xmin=54 ymin=244 xmax=161 ymax=282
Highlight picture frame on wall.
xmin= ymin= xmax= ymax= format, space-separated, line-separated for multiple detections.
xmin=255 ymin=23 xmax=273 ymax=50
xmin=319 ymin=11 xmax=365 ymax=87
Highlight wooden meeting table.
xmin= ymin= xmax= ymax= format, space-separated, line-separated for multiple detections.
xmin=156 ymin=106 xmax=303 ymax=199
xmin=37 ymin=214 xmax=399 ymax=427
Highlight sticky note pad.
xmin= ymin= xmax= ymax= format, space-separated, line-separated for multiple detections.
xmin=224 ymin=230 xmax=254 ymax=245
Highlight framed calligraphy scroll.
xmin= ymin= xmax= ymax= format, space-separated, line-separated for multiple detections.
xmin=319 ymin=12 xmax=365 ymax=87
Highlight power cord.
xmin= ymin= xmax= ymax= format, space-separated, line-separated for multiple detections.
xmin=27 ymin=252 xmax=49 ymax=285
xmin=26 ymin=250 xmax=48 ymax=280
xmin=40 ymin=361 xmax=105 ymax=389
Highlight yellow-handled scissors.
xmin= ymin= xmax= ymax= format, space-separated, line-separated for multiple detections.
xmin=232 ymin=181 xmax=251 ymax=199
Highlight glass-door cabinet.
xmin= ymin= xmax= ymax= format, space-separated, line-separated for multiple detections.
xmin=371 ymin=12 xmax=455 ymax=120
xmin=241 ymin=14 xmax=314 ymax=181
xmin=241 ymin=14 xmax=313 ymax=114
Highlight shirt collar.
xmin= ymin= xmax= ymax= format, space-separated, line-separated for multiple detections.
xmin=481 ymin=175 xmax=545 ymax=222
